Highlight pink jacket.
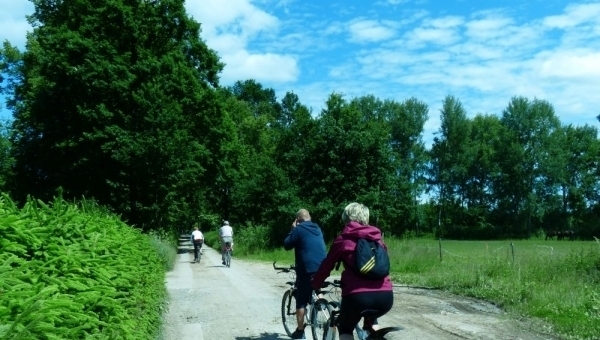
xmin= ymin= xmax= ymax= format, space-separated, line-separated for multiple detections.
xmin=311 ymin=221 xmax=393 ymax=296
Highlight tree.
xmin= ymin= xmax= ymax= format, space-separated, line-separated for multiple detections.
xmin=0 ymin=120 xmax=14 ymax=191
xmin=386 ymin=97 xmax=429 ymax=235
xmin=3 ymin=0 xmax=223 ymax=230
xmin=494 ymin=97 xmax=561 ymax=237
xmin=428 ymin=96 xmax=471 ymax=237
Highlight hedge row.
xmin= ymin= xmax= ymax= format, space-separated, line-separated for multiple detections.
xmin=0 ymin=193 xmax=167 ymax=339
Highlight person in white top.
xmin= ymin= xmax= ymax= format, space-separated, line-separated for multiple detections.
xmin=219 ymin=221 xmax=234 ymax=265
xmin=190 ymin=226 xmax=204 ymax=263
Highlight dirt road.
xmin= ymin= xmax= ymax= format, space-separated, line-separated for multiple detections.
xmin=160 ymin=236 xmax=561 ymax=340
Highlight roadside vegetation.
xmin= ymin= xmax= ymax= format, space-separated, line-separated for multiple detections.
xmin=0 ymin=193 xmax=174 ymax=340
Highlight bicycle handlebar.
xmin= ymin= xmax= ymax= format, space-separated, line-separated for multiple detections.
xmin=273 ymin=261 xmax=296 ymax=273
xmin=321 ymin=279 xmax=342 ymax=288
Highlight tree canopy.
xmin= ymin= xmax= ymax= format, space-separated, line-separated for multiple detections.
xmin=1 ymin=0 xmax=599 ymax=241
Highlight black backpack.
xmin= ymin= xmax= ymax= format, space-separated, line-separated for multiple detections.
xmin=353 ymin=238 xmax=390 ymax=279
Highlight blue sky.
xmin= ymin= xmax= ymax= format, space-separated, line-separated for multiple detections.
xmin=1 ymin=0 xmax=600 ymax=143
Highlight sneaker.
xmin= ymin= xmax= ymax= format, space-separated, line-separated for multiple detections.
xmin=222 ymin=261 xmax=226 ymax=265
xmin=290 ymin=328 xmax=305 ymax=339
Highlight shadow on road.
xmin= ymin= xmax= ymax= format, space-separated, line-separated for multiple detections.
xmin=235 ymin=332 xmax=287 ymax=340
xmin=177 ymin=247 xmax=191 ymax=254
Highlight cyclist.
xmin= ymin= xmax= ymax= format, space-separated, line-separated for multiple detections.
xmin=311 ymin=203 xmax=393 ymax=340
xmin=190 ymin=226 xmax=204 ymax=262
xmin=283 ymin=209 xmax=327 ymax=339
xmin=219 ymin=220 xmax=234 ymax=265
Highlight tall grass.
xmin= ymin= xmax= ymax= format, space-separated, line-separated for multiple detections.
xmin=386 ymin=237 xmax=600 ymax=340
xmin=148 ymin=229 xmax=178 ymax=271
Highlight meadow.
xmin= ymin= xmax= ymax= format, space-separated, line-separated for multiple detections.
xmin=205 ymin=228 xmax=600 ymax=340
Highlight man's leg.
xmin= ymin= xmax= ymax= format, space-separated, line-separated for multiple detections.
xmin=290 ymin=274 xmax=312 ymax=339
xmin=193 ymin=242 xmax=199 ymax=261
xmin=295 ymin=307 xmax=306 ymax=330
xmin=221 ymin=242 xmax=225 ymax=264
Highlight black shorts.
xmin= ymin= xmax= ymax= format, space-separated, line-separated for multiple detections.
xmin=295 ymin=272 xmax=314 ymax=309
xmin=337 ymin=291 xmax=393 ymax=335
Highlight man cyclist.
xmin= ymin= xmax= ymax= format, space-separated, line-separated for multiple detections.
xmin=283 ymin=209 xmax=327 ymax=339
xmin=190 ymin=226 xmax=204 ymax=263
xmin=219 ymin=220 xmax=234 ymax=265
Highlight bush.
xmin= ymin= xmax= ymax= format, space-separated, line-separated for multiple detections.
xmin=0 ymin=193 xmax=167 ymax=339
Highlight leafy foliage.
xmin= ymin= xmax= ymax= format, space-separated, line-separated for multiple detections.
xmin=3 ymin=0 xmax=223 ymax=231
xmin=0 ymin=193 xmax=166 ymax=339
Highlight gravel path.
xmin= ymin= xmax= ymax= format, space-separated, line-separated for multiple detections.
xmin=161 ymin=236 xmax=562 ymax=340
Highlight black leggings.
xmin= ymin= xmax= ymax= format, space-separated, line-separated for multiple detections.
xmin=337 ymin=291 xmax=393 ymax=335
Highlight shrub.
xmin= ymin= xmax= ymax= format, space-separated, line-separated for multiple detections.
xmin=0 ymin=193 xmax=167 ymax=339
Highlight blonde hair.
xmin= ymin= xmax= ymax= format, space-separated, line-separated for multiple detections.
xmin=342 ymin=202 xmax=369 ymax=225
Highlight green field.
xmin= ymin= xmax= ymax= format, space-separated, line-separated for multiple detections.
xmin=231 ymin=235 xmax=600 ymax=340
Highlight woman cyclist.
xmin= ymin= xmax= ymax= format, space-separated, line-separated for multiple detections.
xmin=311 ymin=203 xmax=393 ymax=340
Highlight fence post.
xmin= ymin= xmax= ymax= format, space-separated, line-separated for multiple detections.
xmin=510 ymin=242 xmax=515 ymax=264
xmin=439 ymin=238 xmax=442 ymax=262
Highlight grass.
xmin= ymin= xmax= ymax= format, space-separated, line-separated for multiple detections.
xmin=389 ymin=237 xmax=600 ymax=340
xmin=229 ymin=234 xmax=600 ymax=340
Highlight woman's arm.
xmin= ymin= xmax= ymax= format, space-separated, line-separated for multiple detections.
xmin=311 ymin=236 xmax=344 ymax=289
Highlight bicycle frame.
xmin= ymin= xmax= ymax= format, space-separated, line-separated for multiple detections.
xmin=274 ymin=262 xmax=333 ymax=340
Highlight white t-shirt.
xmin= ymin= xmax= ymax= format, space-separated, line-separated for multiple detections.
xmin=219 ymin=225 xmax=233 ymax=238
xmin=191 ymin=230 xmax=204 ymax=241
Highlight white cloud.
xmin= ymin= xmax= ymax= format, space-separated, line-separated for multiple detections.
xmin=402 ymin=27 xmax=460 ymax=47
xmin=185 ymin=0 xmax=299 ymax=85
xmin=543 ymin=2 xmax=600 ymax=28
xmin=465 ymin=17 xmax=514 ymax=40
xmin=425 ymin=16 xmax=464 ymax=29
xmin=221 ymin=51 xmax=299 ymax=83
xmin=538 ymin=50 xmax=600 ymax=78
xmin=348 ymin=19 xmax=397 ymax=43
xmin=399 ymin=15 xmax=464 ymax=48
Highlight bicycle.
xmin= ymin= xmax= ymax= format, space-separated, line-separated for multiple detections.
xmin=323 ymin=280 xmax=402 ymax=340
xmin=192 ymin=240 xmax=203 ymax=263
xmin=223 ymin=241 xmax=232 ymax=268
xmin=273 ymin=262 xmax=334 ymax=340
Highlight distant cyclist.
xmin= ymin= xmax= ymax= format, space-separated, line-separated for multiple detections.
xmin=190 ymin=226 xmax=204 ymax=262
xmin=219 ymin=221 xmax=234 ymax=265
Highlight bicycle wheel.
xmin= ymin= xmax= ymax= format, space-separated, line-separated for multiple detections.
xmin=281 ymin=289 xmax=298 ymax=337
xmin=225 ymin=250 xmax=231 ymax=267
xmin=322 ymin=320 xmax=338 ymax=340
xmin=311 ymin=300 xmax=333 ymax=340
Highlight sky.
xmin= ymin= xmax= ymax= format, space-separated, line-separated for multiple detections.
xmin=1 ymin=0 xmax=600 ymax=143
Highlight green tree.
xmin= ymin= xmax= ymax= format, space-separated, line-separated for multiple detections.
xmin=547 ymin=124 xmax=600 ymax=238
xmin=494 ymin=97 xmax=561 ymax=237
xmin=428 ymin=96 xmax=472 ymax=238
xmin=3 ymin=0 xmax=223 ymax=230
xmin=386 ymin=97 xmax=429 ymax=236
xmin=463 ymin=114 xmax=503 ymax=238
xmin=0 ymin=120 xmax=15 ymax=191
